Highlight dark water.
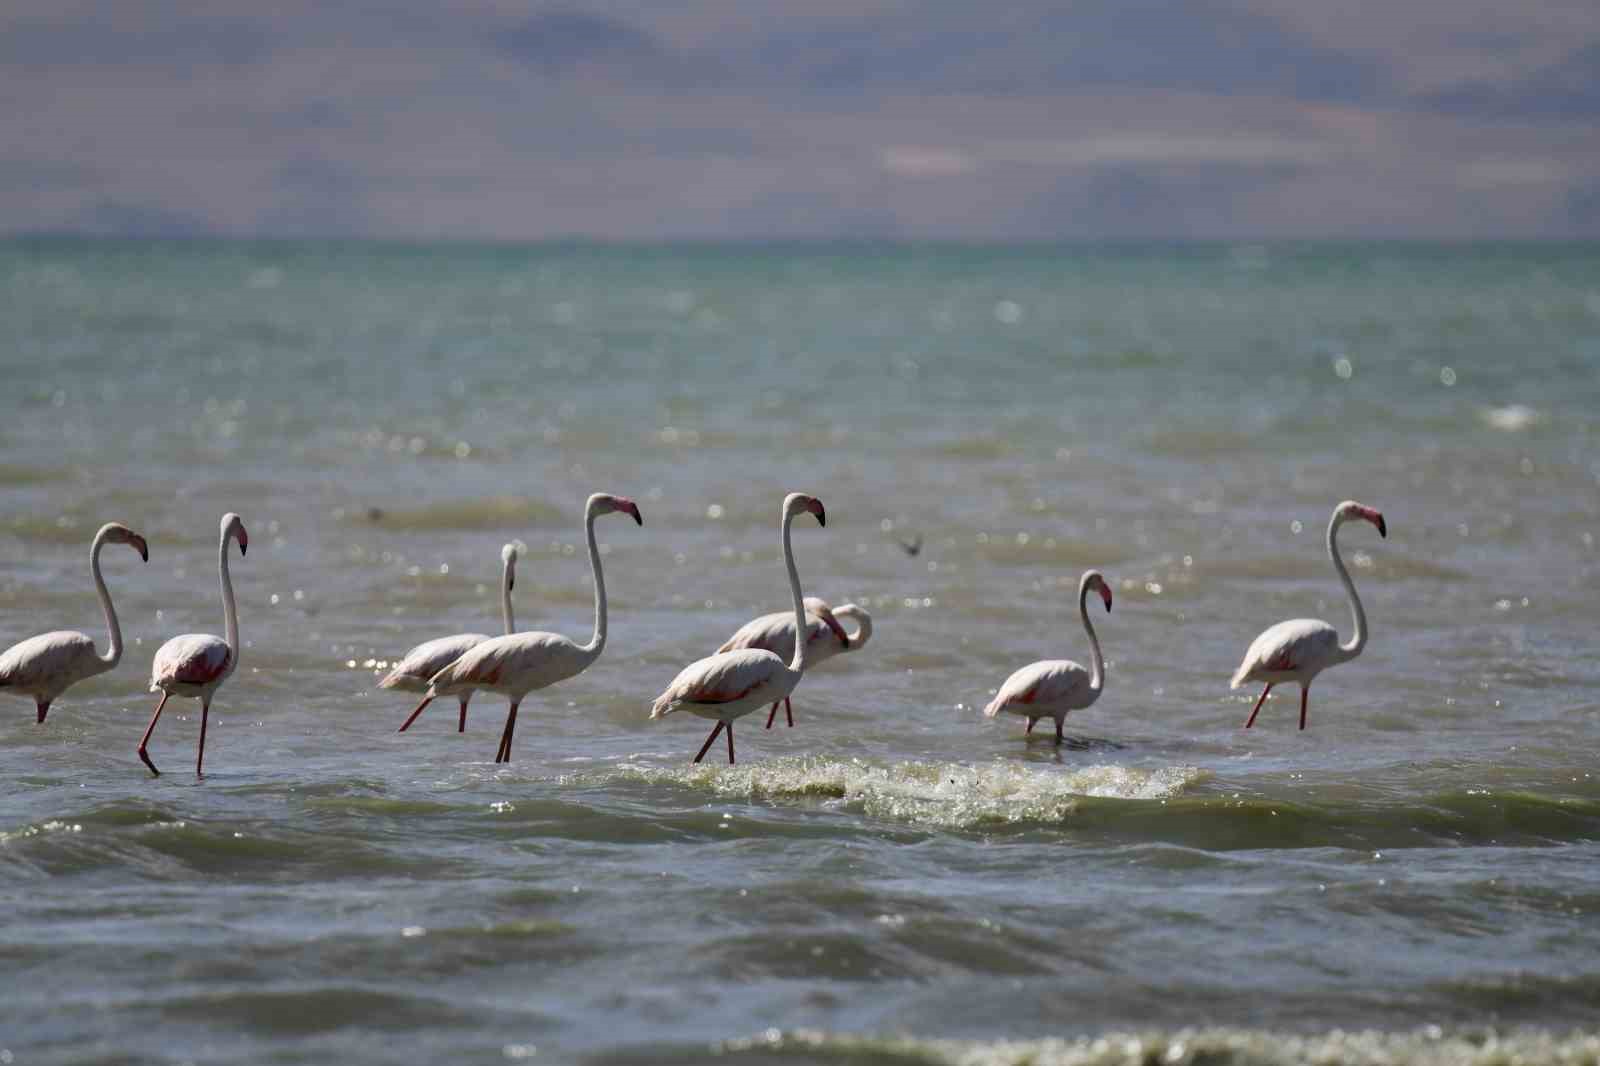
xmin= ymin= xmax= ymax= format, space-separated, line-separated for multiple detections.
xmin=2 ymin=239 xmax=1599 ymax=1064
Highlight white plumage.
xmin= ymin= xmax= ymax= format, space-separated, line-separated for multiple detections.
xmin=983 ymin=570 xmax=1112 ymax=744
xmin=714 ymin=596 xmax=869 ymax=728
xmin=386 ymin=542 xmax=520 ymax=733
xmin=407 ymin=493 xmax=641 ymax=764
xmin=652 ymin=492 xmax=830 ymax=764
xmin=0 ymin=522 xmax=148 ymax=724
xmin=141 ymin=513 xmax=247 ymax=777
xmin=1232 ymin=500 xmax=1387 ymax=730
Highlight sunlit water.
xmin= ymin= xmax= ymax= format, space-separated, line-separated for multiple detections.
xmin=2 ymin=239 xmax=1599 ymax=1064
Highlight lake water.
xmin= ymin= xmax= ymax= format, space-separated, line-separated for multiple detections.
xmin=2 ymin=239 xmax=1599 ymax=1065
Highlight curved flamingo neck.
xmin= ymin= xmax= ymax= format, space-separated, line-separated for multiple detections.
xmin=1328 ymin=514 xmax=1367 ymax=661
xmin=579 ymin=506 xmax=606 ymax=656
xmin=500 ymin=553 xmax=516 ymax=634
xmin=90 ymin=527 xmax=122 ymax=670
xmin=782 ymin=510 xmax=807 ymax=674
xmin=219 ymin=530 xmax=239 ymax=667
xmin=1078 ymin=580 xmax=1104 ymax=696
xmin=839 ymin=609 xmax=871 ymax=651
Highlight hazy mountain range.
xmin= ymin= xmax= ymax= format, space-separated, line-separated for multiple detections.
xmin=3 ymin=0 xmax=1597 ymax=239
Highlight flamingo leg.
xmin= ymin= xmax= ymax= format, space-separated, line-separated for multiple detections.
xmin=765 ymin=702 xmax=780 ymax=729
xmin=36 ymin=700 xmax=50 ymax=725
xmin=1054 ymin=719 xmax=1064 ymax=745
xmin=726 ymin=721 xmax=735 ymax=764
xmin=1299 ymin=686 xmax=1309 ymax=731
xmin=397 ymin=695 xmax=433 ymax=733
xmin=784 ymin=696 xmax=794 ymax=728
xmin=1243 ymin=684 xmax=1274 ymax=729
xmin=494 ymin=701 xmax=520 ymax=764
xmin=138 ymin=692 xmax=170 ymax=776
xmin=1025 ymin=717 xmax=1035 ymax=735
xmin=692 ymin=721 xmax=725 ymax=764
xmin=196 ymin=698 xmax=210 ymax=778
xmin=458 ymin=696 xmax=469 ymax=733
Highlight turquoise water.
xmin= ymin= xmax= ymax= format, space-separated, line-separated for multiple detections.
xmin=2 ymin=239 xmax=1600 ymax=1063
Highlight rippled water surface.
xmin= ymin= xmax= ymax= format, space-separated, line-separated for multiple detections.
xmin=2 ymin=239 xmax=1599 ymax=1064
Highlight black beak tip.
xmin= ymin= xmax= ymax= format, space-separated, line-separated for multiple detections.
xmin=1377 ymin=517 xmax=1388 ymax=538
xmin=139 ymin=546 xmax=149 ymax=562
xmin=633 ymin=512 xmax=643 ymax=526
xmin=240 ymin=543 xmax=248 ymax=556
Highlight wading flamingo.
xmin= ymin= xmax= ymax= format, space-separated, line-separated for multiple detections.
xmin=1232 ymin=500 xmax=1386 ymax=730
xmin=715 ymin=597 xmax=866 ymax=729
xmin=415 ymin=493 xmax=641 ymax=764
xmin=652 ymin=493 xmax=829 ymax=764
xmin=983 ymin=570 xmax=1112 ymax=744
xmin=387 ymin=542 xmax=521 ymax=733
xmin=141 ymin=513 xmax=247 ymax=776
xmin=0 ymin=523 xmax=149 ymax=723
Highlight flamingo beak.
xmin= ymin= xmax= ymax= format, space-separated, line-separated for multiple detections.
xmin=1374 ymin=512 xmax=1387 ymax=538
xmin=238 ymin=530 xmax=249 ymax=556
xmin=616 ymin=497 xmax=643 ymax=526
xmin=133 ymin=535 xmax=149 ymax=562
xmin=1101 ymin=584 xmax=1114 ymax=612
xmin=37 ymin=704 xmax=48 ymax=724
xmin=810 ymin=498 xmax=827 ymax=527
xmin=823 ymin=612 xmax=850 ymax=649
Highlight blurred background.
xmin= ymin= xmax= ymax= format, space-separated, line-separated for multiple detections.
xmin=3 ymin=0 xmax=1599 ymax=241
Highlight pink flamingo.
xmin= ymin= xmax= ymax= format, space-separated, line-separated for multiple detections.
xmin=651 ymin=493 xmax=829 ymax=764
xmin=1232 ymin=500 xmax=1387 ymax=730
xmin=414 ymin=493 xmax=641 ymax=764
xmin=715 ymin=597 xmax=867 ymax=729
xmin=387 ymin=542 xmax=520 ymax=733
xmin=983 ymin=570 xmax=1113 ymax=744
xmin=0 ymin=523 xmax=149 ymax=723
xmin=140 ymin=513 xmax=247 ymax=777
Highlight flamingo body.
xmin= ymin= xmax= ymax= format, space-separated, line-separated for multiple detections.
xmin=429 ymin=631 xmax=594 ymax=700
xmin=1231 ymin=500 xmax=1386 ymax=731
xmin=983 ymin=569 xmax=1112 ymax=745
xmin=715 ymin=598 xmax=867 ymax=728
xmin=0 ymin=522 xmax=148 ymax=723
xmin=150 ymin=634 xmax=234 ymax=694
xmin=984 ymin=658 xmax=1097 ymax=720
xmin=651 ymin=646 xmax=798 ymax=723
xmin=1230 ymin=618 xmax=1342 ymax=690
xmin=382 ymin=634 xmax=489 ymax=694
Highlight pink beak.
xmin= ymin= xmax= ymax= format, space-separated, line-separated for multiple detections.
xmin=1100 ymin=584 xmax=1114 ymax=612
xmin=822 ymin=612 xmax=850 ymax=648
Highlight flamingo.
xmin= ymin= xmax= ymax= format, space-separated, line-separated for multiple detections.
xmin=140 ymin=513 xmax=247 ymax=777
xmin=0 ymin=523 xmax=149 ymax=723
xmin=652 ymin=493 xmax=829 ymax=764
xmin=983 ymin=570 xmax=1113 ymax=744
xmin=1232 ymin=500 xmax=1387 ymax=730
xmin=414 ymin=493 xmax=641 ymax=764
xmin=387 ymin=542 xmax=521 ymax=733
xmin=715 ymin=597 xmax=867 ymax=729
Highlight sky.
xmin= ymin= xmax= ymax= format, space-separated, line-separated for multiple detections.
xmin=2 ymin=0 xmax=1597 ymax=240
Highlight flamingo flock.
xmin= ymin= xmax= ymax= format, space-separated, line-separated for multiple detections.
xmin=0 ymin=494 xmax=1388 ymax=776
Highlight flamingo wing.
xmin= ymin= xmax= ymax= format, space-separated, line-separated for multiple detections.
xmin=651 ymin=648 xmax=783 ymax=718
xmin=1231 ymin=618 xmax=1340 ymax=688
xmin=0 ymin=631 xmax=99 ymax=696
xmin=984 ymin=660 xmax=1092 ymax=717
xmin=152 ymin=634 xmax=232 ymax=687
xmin=380 ymin=633 xmax=489 ymax=690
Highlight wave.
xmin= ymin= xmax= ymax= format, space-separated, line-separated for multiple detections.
xmin=346 ymin=495 xmax=565 ymax=532
xmin=670 ymin=1026 xmax=1600 ymax=1066
xmin=599 ymin=756 xmax=1205 ymax=831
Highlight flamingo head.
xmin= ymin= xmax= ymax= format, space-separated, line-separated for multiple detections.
xmin=101 ymin=523 xmax=149 ymax=562
xmin=784 ymin=493 xmax=826 ymax=527
xmin=1337 ymin=500 xmax=1387 ymax=538
xmin=501 ymin=541 xmax=521 ymax=590
xmin=1082 ymin=570 xmax=1113 ymax=612
xmin=590 ymin=493 xmax=643 ymax=526
xmin=222 ymin=512 xmax=248 ymax=555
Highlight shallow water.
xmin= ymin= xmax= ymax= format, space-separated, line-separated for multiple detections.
xmin=2 ymin=239 xmax=1599 ymax=1064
